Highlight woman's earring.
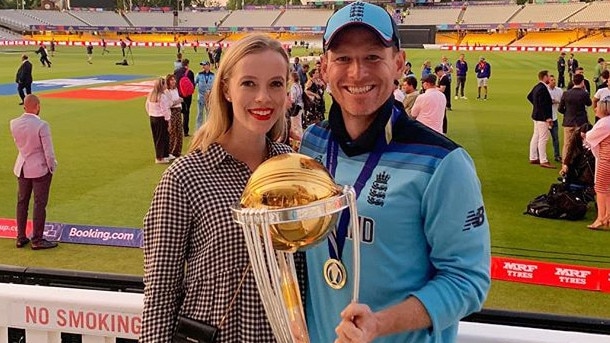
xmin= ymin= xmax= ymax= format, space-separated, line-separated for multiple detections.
xmin=226 ymin=97 xmax=231 ymax=102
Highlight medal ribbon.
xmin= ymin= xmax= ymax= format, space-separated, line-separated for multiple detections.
xmin=326 ymin=106 xmax=401 ymax=263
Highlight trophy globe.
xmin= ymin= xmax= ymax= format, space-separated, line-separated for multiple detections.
xmin=232 ymin=153 xmax=360 ymax=343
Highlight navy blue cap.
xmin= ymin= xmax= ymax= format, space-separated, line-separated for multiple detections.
xmin=323 ymin=1 xmax=400 ymax=52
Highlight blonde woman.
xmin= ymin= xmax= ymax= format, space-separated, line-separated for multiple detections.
xmin=586 ymin=97 xmax=610 ymax=229
xmin=141 ymin=34 xmax=292 ymax=343
xmin=145 ymin=77 xmax=171 ymax=164
xmin=165 ymin=74 xmax=184 ymax=158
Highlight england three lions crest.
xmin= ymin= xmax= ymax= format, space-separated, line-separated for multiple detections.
xmin=367 ymin=171 xmax=390 ymax=207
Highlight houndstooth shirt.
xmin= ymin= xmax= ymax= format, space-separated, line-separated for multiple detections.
xmin=141 ymin=141 xmax=294 ymax=343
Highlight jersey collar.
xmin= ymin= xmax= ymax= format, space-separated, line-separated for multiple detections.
xmin=328 ymin=95 xmax=399 ymax=157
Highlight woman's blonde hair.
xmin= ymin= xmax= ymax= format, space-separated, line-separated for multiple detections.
xmin=147 ymin=77 xmax=166 ymax=103
xmin=598 ymin=96 xmax=610 ymax=117
xmin=189 ymin=34 xmax=289 ymax=153
xmin=165 ymin=74 xmax=176 ymax=89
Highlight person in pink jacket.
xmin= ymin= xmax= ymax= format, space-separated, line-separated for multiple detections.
xmin=10 ymin=94 xmax=58 ymax=250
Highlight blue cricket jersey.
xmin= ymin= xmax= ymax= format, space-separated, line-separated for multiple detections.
xmin=299 ymin=98 xmax=491 ymax=343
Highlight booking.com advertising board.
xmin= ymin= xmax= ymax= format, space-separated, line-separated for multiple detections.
xmin=0 ymin=218 xmax=142 ymax=248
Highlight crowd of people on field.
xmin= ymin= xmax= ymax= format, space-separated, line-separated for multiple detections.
xmin=527 ymin=52 xmax=610 ymax=229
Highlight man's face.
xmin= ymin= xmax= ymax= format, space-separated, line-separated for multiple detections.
xmin=459 ymin=54 xmax=465 ymax=61
xmin=576 ymin=69 xmax=583 ymax=75
xmin=203 ymin=64 xmax=210 ymax=72
xmin=548 ymin=76 xmax=556 ymax=88
xmin=322 ymin=26 xmax=403 ymax=120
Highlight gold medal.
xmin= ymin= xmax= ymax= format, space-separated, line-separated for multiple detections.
xmin=323 ymin=258 xmax=347 ymax=290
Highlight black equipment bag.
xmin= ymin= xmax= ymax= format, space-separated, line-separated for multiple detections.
xmin=524 ymin=183 xmax=588 ymax=220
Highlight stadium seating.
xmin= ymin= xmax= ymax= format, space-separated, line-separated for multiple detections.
xmin=273 ymin=9 xmax=333 ymax=27
xmin=509 ymin=3 xmax=586 ymax=24
xmin=566 ymin=1 xmax=610 ymax=23
xmin=0 ymin=28 xmax=23 ymax=40
xmin=220 ymin=9 xmax=282 ymax=28
xmin=461 ymin=31 xmax=517 ymax=47
xmin=436 ymin=32 xmax=459 ymax=46
xmin=510 ymin=30 xmax=579 ymax=47
xmin=123 ymin=11 xmax=173 ymax=27
xmin=0 ymin=9 xmax=47 ymax=31
xmin=177 ymin=11 xmax=230 ymax=28
xmin=25 ymin=9 xmax=88 ymax=26
xmin=402 ymin=7 xmax=461 ymax=26
xmin=69 ymin=10 xmax=130 ymax=27
xmin=460 ymin=4 xmax=521 ymax=25
xmin=567 ymin=32 xmax=610 ymax=48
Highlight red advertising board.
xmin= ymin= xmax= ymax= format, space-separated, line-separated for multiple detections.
xmin=0 ymin=218 xmax=32 ymax=239
xmin=492 ymin=257 xmax=606 ymax=293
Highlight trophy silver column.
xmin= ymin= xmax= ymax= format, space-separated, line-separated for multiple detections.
xmin=232 ymin=153 xmax=360 ymax=343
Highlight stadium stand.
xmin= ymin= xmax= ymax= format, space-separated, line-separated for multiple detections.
xmin=568 ymin=32 xmax=610 ymax=48
xmin=3 ymin=3 xmax=610 ymax=48
xmin=220 ymin=9 xmax=283 ymax=28
xmin=461 ymin=31 xmax=517 ymax=47
xmin=510 ymin=30 xmax=580 ymax=47
xmin=460 ymin=4 xmax=521 ymax=25
xmin=566 ymin=1 xmax=610 ymax=23
xmin=123 ymin=11 xmax=173 ymax=27
xmin=436 ymin=32 xmax=460 ymax=46
xmin=177 ymin=11 xmax=230 ymax=28
xmin=0 ymin=9 xmax=48 ymax=30
xmin=509 ymin=2 xmax=586 ymax=24
xmin=25 ymin=9 xmax=88 ymax=26
xmin=0 ymin=27 xmax=23 ymax=40
xmin=402 ymin=7 xmax=461 ymax=26
xmin=69 ymin=10 xmax=130 ymax=27
xmin=273 ymin=9 xmax=333 ymax=27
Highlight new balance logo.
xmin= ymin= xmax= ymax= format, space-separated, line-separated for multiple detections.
xmin=463 ymin=206 xmax=485 ymax=231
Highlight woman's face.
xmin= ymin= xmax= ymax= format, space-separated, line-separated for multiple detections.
xmin=224 ymin=49 xmax=287 ymax=137
xmin=168 ymin=78 xmax=176 ymax=89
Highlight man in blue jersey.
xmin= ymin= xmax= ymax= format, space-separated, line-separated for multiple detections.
xmin=299 ymin=2 xmax=491 ymax=343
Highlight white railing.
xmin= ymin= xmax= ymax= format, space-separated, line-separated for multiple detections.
xmin=0 ymin=283 xmax=141 ymax=343
xmin=1 ymin=283 xmax=609 ymax=343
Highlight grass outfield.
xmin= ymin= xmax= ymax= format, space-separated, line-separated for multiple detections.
xmin=1 ymin=45 xmax=610 ymax=319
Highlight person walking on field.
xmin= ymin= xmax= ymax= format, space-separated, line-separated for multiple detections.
xmin=15 ymin=54 xmax=33 ymax=105
xmin=101 ymin=39 xmax=110 ymax=55
xmin=35 ymin=44 xmax=51 ymax=68
xmin=86 ymin=42 xmax=93 ymax=64
xmin=10 ymin=95 xmax=58 ymax=250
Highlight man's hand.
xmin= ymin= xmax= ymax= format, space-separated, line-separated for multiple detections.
xmin=334 ymin=303 xmax=380 ymax=343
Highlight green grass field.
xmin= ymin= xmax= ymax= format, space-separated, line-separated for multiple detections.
xmin=1 ymin=45 xmax=609 ymax=319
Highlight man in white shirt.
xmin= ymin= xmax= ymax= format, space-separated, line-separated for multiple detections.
xmin=593 ymin=70 xmax=610 ymax=122
xmin=393 ymin=79 xmax=405 ymax=103
xmin=547 ymin=75 xmax=564 ymax=162
xmin=410 ymin=74 xmax=446 ymax=134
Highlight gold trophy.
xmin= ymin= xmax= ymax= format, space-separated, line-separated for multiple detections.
xmin=231 ymin=153 xmax=360 ymax=342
